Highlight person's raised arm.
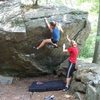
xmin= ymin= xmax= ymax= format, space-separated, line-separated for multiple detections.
xmin=57 ymin=23 xmax=64 ymax=33
xmin=60 ymin=26 xmax=64 ymax=33
xmin=67 ymin=35 xmax=71 ymax=43
xmin=63 ymin=48 xmax=68 ymax=53
xmin=44 ymin=17 xmax=52 ymax=32
xmin=63 ymin=43 xmax=68 ymax=53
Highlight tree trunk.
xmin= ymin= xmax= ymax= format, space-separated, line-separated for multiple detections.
xmin=35 ymin=0 xmax=38 ymax=5
xmin=92 ymin=1 xmax=100 ymax=64
xmin=32 ymin=0 xmax=38 ymax=6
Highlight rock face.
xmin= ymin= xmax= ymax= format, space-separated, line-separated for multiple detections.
xmin=0 ymin=0 xmax=91 ymax=76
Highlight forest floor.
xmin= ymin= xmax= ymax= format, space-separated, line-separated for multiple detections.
xmin=0 ymin=75 xmax=76 ymax=100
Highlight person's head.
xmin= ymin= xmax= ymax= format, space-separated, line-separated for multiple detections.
xmin=50 ymin=21 xmax=56 ymax=29
xmin=70 ymin=40 xmax=77 ymax=47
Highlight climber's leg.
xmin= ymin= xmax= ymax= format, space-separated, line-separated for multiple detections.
xmin=36 ymin=39 xmax=52 ymax=49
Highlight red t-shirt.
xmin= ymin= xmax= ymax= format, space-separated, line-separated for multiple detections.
xmin=68 ymin=46 xmax=79 ymax=63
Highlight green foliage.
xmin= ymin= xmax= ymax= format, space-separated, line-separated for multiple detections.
xmin=77 ymin=0 xmax=99 ymax=14
xmin=79 ymin=33 xmax=96 ymax=58
xmin=90 ymin=1 xmax=99 ymax=14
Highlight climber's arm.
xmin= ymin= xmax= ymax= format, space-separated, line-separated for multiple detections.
xmin=57 ymin=23 xmax=64 ymax=33
xmin=44 ymin=17 xmax=52 ymax=32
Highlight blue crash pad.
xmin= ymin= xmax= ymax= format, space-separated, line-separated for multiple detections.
xmin=29 ymin=80 xmax=65 ymax=92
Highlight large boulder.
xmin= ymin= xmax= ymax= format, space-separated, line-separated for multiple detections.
xmin=0 ymin=0 xmax=91 ymax=76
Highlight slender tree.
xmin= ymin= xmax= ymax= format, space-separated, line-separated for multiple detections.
xmin=92 ymin=0 xmax=100 ymax=64
xmin=32 ymin=0 xmax=39 ymax=6
xmin=35 ymin=0 xmax=39 ymax=5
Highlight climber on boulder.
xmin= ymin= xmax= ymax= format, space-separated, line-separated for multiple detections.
xmin=33 ymin=17 xmax=63 ymax=50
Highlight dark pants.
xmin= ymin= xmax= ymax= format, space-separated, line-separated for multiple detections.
xmin=51 ymin=38 xmax=58 ymax=44
xmin=66 ymin=60 xmax=76 ymax=78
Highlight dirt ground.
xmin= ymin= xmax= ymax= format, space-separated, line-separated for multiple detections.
xmin=0 ymin=75 xmax=76 ymax=100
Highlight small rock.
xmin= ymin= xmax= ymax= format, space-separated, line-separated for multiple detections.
xmin=0 ymin=75 xmax=13 ymax=85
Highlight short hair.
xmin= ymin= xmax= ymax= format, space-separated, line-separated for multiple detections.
xmin=71 ymin=40 xmax=77 ymax=46
xmin=50 ymin=21 xmax=56 ymax=27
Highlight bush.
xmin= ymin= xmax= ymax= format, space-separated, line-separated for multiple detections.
xmin=79 ymin=33 xmax=96 ymax=58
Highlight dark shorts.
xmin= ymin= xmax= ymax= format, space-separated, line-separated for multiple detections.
xmin=66 ymin=60 xmax=76 ymax=78
xmin=51 ymin=38 xmax=58 ymax=44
